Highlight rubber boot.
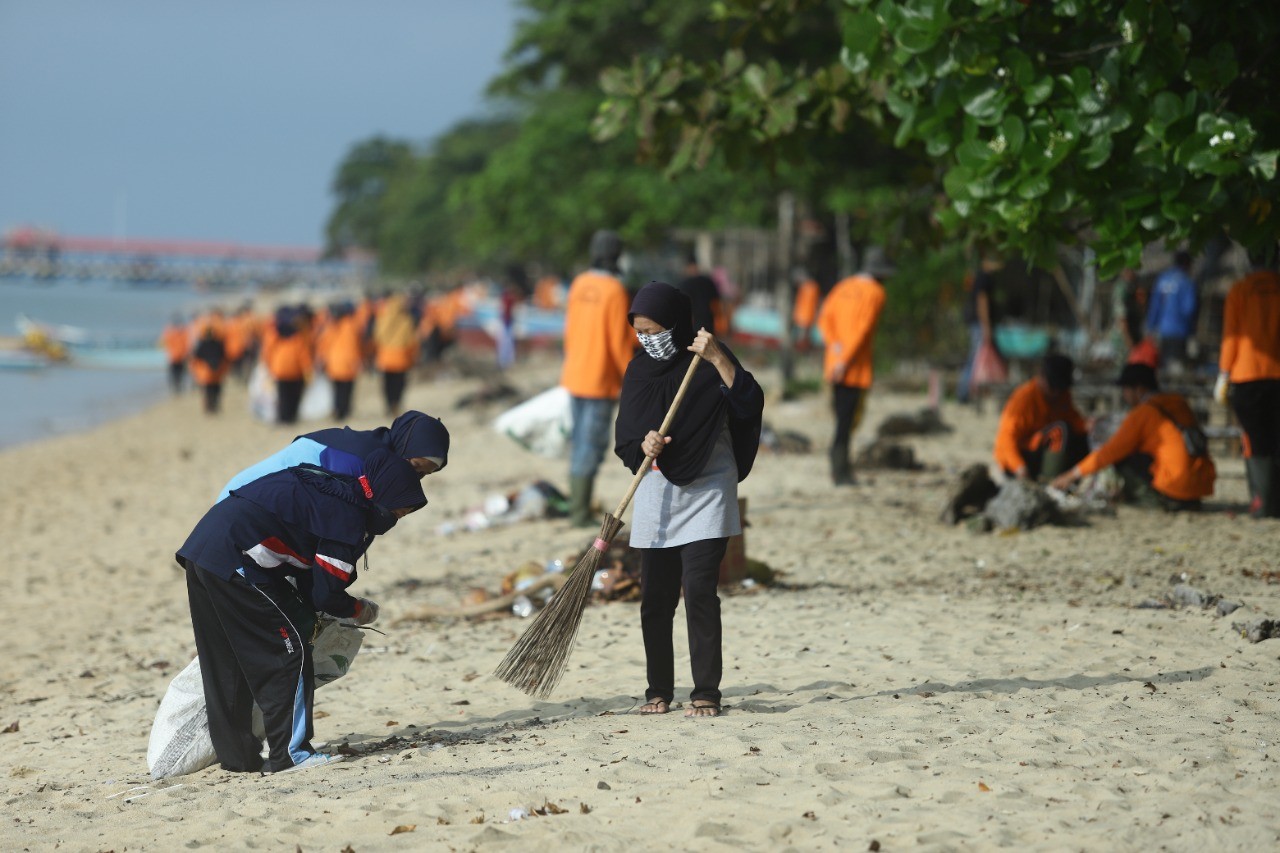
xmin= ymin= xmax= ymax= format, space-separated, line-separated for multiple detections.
xmin=1246 ymin=457 xmax=1278 ymax=519
xmin=829 ymin=444 xmax=855 ymax=486
xmin=568 ymin=475 xmax=596 ymax=527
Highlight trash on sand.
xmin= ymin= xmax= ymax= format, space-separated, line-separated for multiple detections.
xmin=437 ymin=480 xmax=569 ymax=534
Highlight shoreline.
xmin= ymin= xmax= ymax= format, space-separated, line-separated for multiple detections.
xmin=3 ymin=353 xmax=1278 ymax=850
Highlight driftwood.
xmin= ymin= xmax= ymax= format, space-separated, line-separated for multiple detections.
xmin=393 ymin=572 xmax=568 ymax=624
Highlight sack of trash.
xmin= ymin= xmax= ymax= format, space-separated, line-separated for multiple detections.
xmin=492 ymin=386 xmax=571 ymax=457
xmin=146 ymin=617 xmax=363 ymax=779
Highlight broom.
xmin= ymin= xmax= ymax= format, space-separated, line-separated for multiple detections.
xmin=494 ymin=354 xmax=704 ymax=698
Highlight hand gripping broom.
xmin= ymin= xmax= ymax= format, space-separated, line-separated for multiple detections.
xmin=494 ymin=355 xmax=703 ymax=698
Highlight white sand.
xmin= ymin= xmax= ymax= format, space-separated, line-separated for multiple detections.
xmin=2 ymin=352 xmax=1278 ymax=851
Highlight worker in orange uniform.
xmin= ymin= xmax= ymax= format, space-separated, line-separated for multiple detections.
xmin=993 ymin=354 xmax=1090 ymax=482
xmin=223 ymin=303 xmax=259 ymax=383
xmin=316 ymin=300 xmax=365 ymax=420
xmin=160 ymin=314 xmax=191 ymax=395
xmin=561 ymin=230 xmax=636 ymax=525
xmin=1052 ymin=363 xmax=1215 ymax=511
xmin=1216 ymin=247 xmax=1280 ymax=517
xmin=790 ymin=269 xmax=821 ymax=353
xmin=264 ymin=306 xmax=313 ymax=425
xmin=817 ymin=250 xmax=891 ymax=485
xmin=190 ymin=310 xmax=229 ymax=414
xmin=372 ymin=294 xmax=418 ymax=417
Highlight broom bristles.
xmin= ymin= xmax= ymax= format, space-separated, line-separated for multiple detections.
xmin=493 ymin=513 xmax=625 ymax=698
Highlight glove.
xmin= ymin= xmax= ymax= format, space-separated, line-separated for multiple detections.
xmin=353 ymin=597 xmax=380 ymax=626
xmin=1213 ymin=372 xmax=1229 ymax=406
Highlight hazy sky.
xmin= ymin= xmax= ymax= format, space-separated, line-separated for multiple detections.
xmin=0 ymin=1 xmax=518 ymax=247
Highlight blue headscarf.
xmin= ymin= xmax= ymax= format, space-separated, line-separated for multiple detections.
xmin=302 ymin=410 xmax=450 ymax=472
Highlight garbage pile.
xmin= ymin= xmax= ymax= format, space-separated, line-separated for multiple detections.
xmin=436 ymin=480 xmax=569 ymax=535
xmin=939 ymin=464 xmax=1108 ymax=532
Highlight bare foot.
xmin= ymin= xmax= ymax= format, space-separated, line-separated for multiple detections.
xmin=685 ymin=700 xmax=721 ymax=718
xmin=638 ymin=698 xmax=670 ymax=714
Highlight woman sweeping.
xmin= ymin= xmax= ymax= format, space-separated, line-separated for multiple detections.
xmin=614 ymin=281 xmax=764 ymax=717
xmin=177 ymin=449 xmax=426 ymax=774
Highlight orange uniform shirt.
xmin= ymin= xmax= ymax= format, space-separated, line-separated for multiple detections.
xmin=993 ymin=379 xmax=1088 ymax=473
xmin=792 ymin=279 xmax=820 ymax=328
xmin=817 ymin=275 xmax=886 ymax=388
xmin=1076 ymin=393 xmax=1216 ymax=501
xmin=1219 ymin=270 xmax=1280 ymax=383
xmin=560 ymin=270 xmax=635 ymax=399
xmin=264 ymin=334 xmax=312 ymax=381
xmin=160 ymin=325 xmax=189 ymax=364
xmin=318 ymin=315 xmax=364 ymax=381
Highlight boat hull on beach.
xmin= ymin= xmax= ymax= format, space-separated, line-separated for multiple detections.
xmin=15 ymin=313 xmax=164 ymax=369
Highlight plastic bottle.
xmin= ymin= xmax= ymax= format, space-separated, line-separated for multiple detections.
xmin=511 ymin=595 xmax=535 ymax=618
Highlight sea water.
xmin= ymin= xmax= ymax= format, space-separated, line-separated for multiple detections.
xmin=0 ymin=278 xmax=236 ymax=450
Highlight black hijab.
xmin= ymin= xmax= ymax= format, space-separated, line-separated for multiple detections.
xmin=615 ymin=281 xmax=744 ymax=486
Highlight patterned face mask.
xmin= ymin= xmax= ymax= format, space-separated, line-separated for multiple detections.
xmin=636 ymin=328 xmax=678 ymax=361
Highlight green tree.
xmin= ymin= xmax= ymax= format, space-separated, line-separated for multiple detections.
xmin=324 ymin=137 xmax=414 ymax=258
xmin=594 ymin=0 xmax=1280 ymax=276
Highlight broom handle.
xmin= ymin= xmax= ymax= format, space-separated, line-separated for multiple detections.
xmin=613 ymin=354 xmax=703 ymax=517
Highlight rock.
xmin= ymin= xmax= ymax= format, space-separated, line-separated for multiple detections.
xmin=876 ymin=407 xmax=951 ymax=439
xmin=982 ymin=478 xmax=1059 ymax=531
xmin=1231 ymin=618 xmax=1280 ymax=643
xmin=940 ymin=464 xmax=1000 ymax=524
xmin=856 ymin=439 xmax=923 ymax=471
xmin=1169 ymin=584 xmax=1210 ymax=609
xmin=1216 ymin=600 xmax=1244 ymax=617
xmin=759 ymin=423 xmax=812 ymax=454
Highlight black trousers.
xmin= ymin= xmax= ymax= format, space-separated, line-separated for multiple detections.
xmin=184 ymin=561 xmax=317 ymax=773
xmin=1020 ymin=422 xmax=1090 ymax=480
xmin=168 ymin=361 xmax=185 ymax=394
xmin=332 ymin=379 xmax=354 ymax=420
xmin=640 ymin=537 xmax=728 ymax=705
xmin=201 ymin=382 xmax=222 ymax=414
xmin=1230 ymin=379 xmax=1280 ymax=457
xmin=830 ymin=385 xmax=866 ymax=480
xmin=382 ymin=370 xmax=408 ymax=414
xmin=276 ymin=379 xmax=305 ymax=424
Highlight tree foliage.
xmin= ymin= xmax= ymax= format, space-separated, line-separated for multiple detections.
xmin=593 ymin=0 xmax=1280 ymax=276
xmin=324 ymin=137 xmax=414 ymax=258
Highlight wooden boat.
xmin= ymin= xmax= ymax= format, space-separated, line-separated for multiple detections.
xmin=14 ymin=314 xmax=162 ymax=369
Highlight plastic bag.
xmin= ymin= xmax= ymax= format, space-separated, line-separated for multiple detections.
xmin=146 ymin=617 xmax=363 ymax=779
xmin=248 ymin=361 xmax=277 ymax=423
xmin=299 ymin=374 xmax=334 ymax=421
xmin=969 ymin=341 xmax=1008 ymax=390
xmin=492 ymin=386 xmax=572 ymax=458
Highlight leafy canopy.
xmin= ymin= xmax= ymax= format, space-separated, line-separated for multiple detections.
xmin=593 ymin=0 xmax=1280 ymax=276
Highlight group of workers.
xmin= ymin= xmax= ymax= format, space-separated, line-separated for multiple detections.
xmin=173 ymin=229 xmax=1276 ymax=780
xmin=991 ymin=249 xmax=1280 ymax=518
xmin=160 ymin=289 xmax=474 ymax=421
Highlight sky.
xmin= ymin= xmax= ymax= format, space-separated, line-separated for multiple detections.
xmin=0 ymin=0 xmax=519 ymax=248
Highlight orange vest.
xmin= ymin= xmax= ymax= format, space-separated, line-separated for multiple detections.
xmin=1219 ymin=270 xmax=1280 ymax=383
xmin=160 ymin=325 xmax=189 ymax=364
xmin=993 ymin=380 xmax=1088 ymax=473
xmin=265 ymin=333 xmax=312 ymax=381
xmin=792 ymin=279 xmax=820 ymax=328
xmin=1077 ymin=393 xmax=1216 ymax=500
xmin=319 ymin=315 xmax=364 ymax=381
xmin=560 ymin=270 xmax=635 ymax=399
xmin=817 ymin=275 xmax=886 ymax=388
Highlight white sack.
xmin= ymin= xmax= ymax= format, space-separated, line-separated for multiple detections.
xmin=492 ymin=386 xmax=571 ymax=458
xmin=146 ymin=618 xmax=364 ymax=779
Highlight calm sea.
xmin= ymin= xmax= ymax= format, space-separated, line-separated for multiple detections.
xmin=0 ymin=278 xmax=235 ymax=451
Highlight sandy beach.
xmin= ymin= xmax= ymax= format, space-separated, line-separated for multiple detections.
xmin=2 ymin=351 xmax=1278 ymax=852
